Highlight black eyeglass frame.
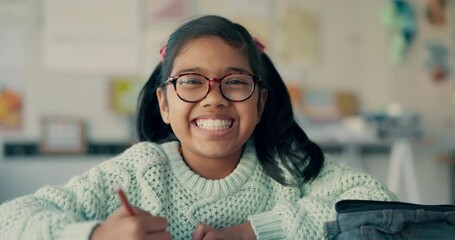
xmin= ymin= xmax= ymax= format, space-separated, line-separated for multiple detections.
xmin=164 ymin=72 xmax=262 ymax=103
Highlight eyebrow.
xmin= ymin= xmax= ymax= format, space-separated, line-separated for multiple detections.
xmin=174 ymin=67 xmax=253 ymax=75
xmin=228 ymin=67 xmax=252 ymax=74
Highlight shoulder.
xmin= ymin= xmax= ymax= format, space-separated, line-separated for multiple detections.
xmin=99 ymin=141 xmax=180 ymax=170
xmin=313 ymin=159 xmax=382 ymax=186
xmin=305 ymin=159 xmax=391 ymax=198
xmin=69 ymin=141 xmax=180 ymax=192
xmin=314 ymin=159 xmax=353 ymax=180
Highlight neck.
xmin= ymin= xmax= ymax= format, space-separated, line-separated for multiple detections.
xmin=180 ymin=147 xmax=242 ymax=179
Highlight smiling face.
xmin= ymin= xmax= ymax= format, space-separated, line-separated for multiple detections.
xmin=156 ymin=37 xmax=267 ymax=178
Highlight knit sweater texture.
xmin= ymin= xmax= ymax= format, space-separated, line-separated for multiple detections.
xmin=0 ymin=141 xmax=396 ymax=240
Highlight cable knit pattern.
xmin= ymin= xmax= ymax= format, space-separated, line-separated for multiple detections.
xmin=0 ymin=141 xmax=396 ymax=240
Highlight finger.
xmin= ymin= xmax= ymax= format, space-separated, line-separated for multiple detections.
xmin=192 ymin=224 xmax=205 ymax=240
xmin=119 ymin=215 xmax=168 ymax=238
xmin=109 ymin=205 xmax=133 ymax=218
xmin=142 ymin=216 xmax=169 ymax=233
xmin=192 ymin=224 xmax=211 ymax=240
xmin=202 ymin=231 xmax=217 ymax=240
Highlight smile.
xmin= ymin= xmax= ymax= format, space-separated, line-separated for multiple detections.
xmin=195 ymin=119 xmax=233 ymax=130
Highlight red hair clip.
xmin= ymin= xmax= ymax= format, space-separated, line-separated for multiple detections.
xmin=253 ymin=37 xmax=265 ymax=54
xmin=159 ymin=44 xmax=167 ymax=62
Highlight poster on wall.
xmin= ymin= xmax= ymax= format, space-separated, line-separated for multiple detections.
xmin=425 ymin=0 xmax=448 ymax=27
xmin=275 ymin=1 xmax=322 ymax=65
xmin=110 ymin=77 xmax=142 ymax=115
xmin=0 ymin=74 xmax=23 ymax=132
xmin=43 ymin=0 xmax=139 ymax=74
xmin=0 ymin=71 xmax=23 ymax=134
xmin=195 ymin=0 xmax=273 ymax=48
xmin=381 ymin=0 xmax=417 ymax=65
xmin=146 ymin=0 xmax=189 ymax=22
xmin=426 ymin=42 xmax=451 ymax=83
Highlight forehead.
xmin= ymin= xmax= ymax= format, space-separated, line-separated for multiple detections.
xmin=172 ymin=37 xmax=252 ymax=74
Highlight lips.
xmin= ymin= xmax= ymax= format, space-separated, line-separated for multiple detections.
xmin=195 ymin=118 xmax=233 ymax=130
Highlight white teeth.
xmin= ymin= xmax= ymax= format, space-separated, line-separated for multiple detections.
xmin=195 ymin=119 xmax=233 ymax=130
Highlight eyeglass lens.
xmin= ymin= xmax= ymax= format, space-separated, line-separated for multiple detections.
xmin=174 ymin=73 xmax=256 ymax=102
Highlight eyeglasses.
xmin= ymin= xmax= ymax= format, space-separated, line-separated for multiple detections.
xmin=164 ymin=72 xmax=261 ymax=103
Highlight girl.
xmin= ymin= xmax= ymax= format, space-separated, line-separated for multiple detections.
xmin=0 ymin=15 xmax=395 ymax=240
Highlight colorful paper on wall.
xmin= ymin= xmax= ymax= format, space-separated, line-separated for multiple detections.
xmin=276 ymin=2 xmax=321 ymax=64
xmin=426 ymin=42 xmax=450 ymax=83
xmin=110 ymin=77 xmax=142 ymax=115
xmin=195 ymin=0 xmax=273 ymax=48
xmin=381 ymin=0 xmax=417 ymax=64
xmin=146 ymin=0 xmax=188 ymax=22
xmin=425 ymin=0 xmax=447 ymax=27
xmin=0 ymin=72 xmax=23 ymax=131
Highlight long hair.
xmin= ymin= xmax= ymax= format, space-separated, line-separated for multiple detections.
xmin=255 ymin=54 xmax=324 ymax=185
xmin=136 ymin=15 xmax=324 ymax=186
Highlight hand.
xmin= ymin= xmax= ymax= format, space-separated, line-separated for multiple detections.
xmin=90 ymin=206 xmax=171 ymax=240
xmin=192 ymin=222 xmax=256 ymax=240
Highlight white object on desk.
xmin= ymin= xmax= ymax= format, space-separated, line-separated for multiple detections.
xmin=387 ymin=139 xmax=420 ymax=203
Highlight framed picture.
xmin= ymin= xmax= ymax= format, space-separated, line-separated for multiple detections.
xmin=40 ymin=117 xmax=86 ymax=154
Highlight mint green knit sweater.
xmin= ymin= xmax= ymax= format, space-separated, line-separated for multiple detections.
xmin=0 ymin=141 xmax=395 ymax=240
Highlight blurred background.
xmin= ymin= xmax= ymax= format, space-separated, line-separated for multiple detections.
xmin=0 ymin=0 xmax=454 ymax=204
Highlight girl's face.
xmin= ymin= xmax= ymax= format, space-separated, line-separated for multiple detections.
xmin=157 ymin=37 xmax=266 ymax=176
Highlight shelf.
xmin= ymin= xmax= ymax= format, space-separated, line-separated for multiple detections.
xmin=3 ymin=142 xmax=131 ymax=158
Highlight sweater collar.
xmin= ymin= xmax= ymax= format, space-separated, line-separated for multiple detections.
xmin=162 ymin=141 xmax=258 ymax=197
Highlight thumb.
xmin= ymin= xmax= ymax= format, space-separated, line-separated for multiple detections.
xmin=192 ymin=224 xmax=213 ymax=240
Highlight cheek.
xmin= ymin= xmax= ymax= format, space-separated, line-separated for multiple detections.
xmin=239 ymin=102 xmax=260 ymax=124
xmin=167 ymin=96 xmax=192 ymax=122
xmin=165 ymin=89 xmax=181 ymax=112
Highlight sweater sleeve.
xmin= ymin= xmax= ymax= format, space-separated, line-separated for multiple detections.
xmin=0 ymin=156 xmax=133 ymax=240
xmin=0 ymin=174 xmax=100 ymax=240
xmin=247 ymin=161 xmax=397 ymax=240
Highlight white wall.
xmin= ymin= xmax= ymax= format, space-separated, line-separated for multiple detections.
xmin=1 ymin=0 xmax=454 ymax=204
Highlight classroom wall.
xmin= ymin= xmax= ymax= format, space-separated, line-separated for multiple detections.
xmin=1 ymin=0 xmax=454 ymax=204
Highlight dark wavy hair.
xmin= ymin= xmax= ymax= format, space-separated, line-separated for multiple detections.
xmin=136 ymin=15 xmax=324 ymax=186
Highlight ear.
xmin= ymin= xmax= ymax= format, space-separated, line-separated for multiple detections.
xmin=257 ymin=89 xmax=268 ymax=123
xmin=156 ymin=87 xmax=170 ymax=124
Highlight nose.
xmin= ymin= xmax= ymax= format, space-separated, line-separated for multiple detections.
xmin=200 ymin=81 xmax=229 ymax=107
